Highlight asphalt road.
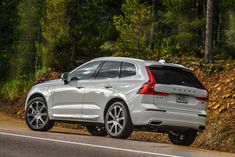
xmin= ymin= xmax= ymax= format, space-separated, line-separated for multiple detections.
xmin=0 ymin=113 xmax=234 ymax=157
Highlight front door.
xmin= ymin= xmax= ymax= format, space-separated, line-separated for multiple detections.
xmin=52 ymin=61 xmax=101 ymax=121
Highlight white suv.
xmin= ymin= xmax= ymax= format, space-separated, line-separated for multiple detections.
xmin=25 ymin=57 xmax=208 ymax=146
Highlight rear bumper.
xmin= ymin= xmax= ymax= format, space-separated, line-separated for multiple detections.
xmin=131 ymin=109 xmax=207 ymax=131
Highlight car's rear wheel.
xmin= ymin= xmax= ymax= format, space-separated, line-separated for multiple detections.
xmin=26 ymin=97 xmax=54 ymax=131
xmin=168 ymin=129 xmax=198 ymax=146
xmin=105 ymin=101 xmax=133 ymax=139
xmin=86 ymin=125 xmax=107 ymax=136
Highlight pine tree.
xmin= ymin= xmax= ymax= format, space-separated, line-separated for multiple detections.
xmin=0 ymin=0 xmax=18 ymax=78
xmin=14 ymin=0 xmax=45 ymax=75
xmin=38 ymin=0 xmax=72 ymax=70
xmin=113 ymin=0 xmax=151 ymax=58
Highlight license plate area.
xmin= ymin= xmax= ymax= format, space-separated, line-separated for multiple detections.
xmin=176 ymin=94 xmax=188 ymax=104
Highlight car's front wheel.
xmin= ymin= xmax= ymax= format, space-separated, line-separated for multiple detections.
xmin=26 ymin=97 xmax=54 ymax=131
xmin=168 ymin=129 xmax=198 ymax=146
xmin=105 ymin=101 xmax=133 ymax=139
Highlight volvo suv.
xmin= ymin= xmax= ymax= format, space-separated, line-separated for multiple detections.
xmin=25 ymin=57 xmax=208 ymax=146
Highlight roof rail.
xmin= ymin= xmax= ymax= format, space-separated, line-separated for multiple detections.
xmin=159 ymin=60 xmax=166 ymax=64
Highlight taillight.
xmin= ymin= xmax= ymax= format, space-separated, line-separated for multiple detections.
xmin=196 ymin=90 xmax=209 ymax=102
xmin=138 ymin=67 xmax=168 ymax=96
xmin=196 ymin=97 xmax=208 ymax=102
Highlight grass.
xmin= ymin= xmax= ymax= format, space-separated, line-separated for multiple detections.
xmin=0 ymin=67 xmax=52 ymax=101
xmin=0 ymin=76 xmax=33 ymax=101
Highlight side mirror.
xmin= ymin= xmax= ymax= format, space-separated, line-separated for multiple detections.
xmin=61 ymin=72 xmax=69 ymax=84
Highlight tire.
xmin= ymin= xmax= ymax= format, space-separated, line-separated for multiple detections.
xmin=86 ymin=125 xmax=107 ymax=136
xmin=168 ymin=129 xmax=198 ymax=146
xmin=25 ymin=97 xmax=54 ymax=131
xmin=105 ymin=101 xmax=133 ymax=139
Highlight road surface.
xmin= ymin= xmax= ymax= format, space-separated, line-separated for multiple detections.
xmin=0 ymin=112 xmax=234 ymax=157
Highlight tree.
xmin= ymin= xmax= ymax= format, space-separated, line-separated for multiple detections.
xmin=14 ymin=0 xmax=45 ymax=75
xmin=38 ymin=0 xmax=122 ymax=71
xmin=38 ymin=0 xmax=72 ymax=71
xmin=204 ymin=0 xmax=213 ymax=62
xmin=225 ymin=10 xmax=235 ymax=57
xmin=113 ymin=0 xmax=151 ymax=58
xmin=69 ymin=0 xmax=122 ymax=64
xmin=0 ymin=0 xmax=18 ymax=79
xmin=148 ymin=0 xmax=157 ymax=50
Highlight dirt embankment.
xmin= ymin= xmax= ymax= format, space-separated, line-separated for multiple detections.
xmin=0 ymin=63 xmax=234 ymax=153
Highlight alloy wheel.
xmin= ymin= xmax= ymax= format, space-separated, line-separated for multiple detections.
xmin=106 ymin=103 xmax=125 ymax=136
xmin=26 ymin=101 xmax=48 ymax=129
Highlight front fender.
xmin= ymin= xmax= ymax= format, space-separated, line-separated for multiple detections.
xmin=25 ymin=85 xmax=53 ymax=119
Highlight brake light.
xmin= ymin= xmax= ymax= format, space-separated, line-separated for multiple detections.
xmin=196 ymin=97 xmax=208 ymax=102
xmin=138 ymin=67 xmax=168 ymax=96
xmin=196 ymin=90 xmax=209 ymax=102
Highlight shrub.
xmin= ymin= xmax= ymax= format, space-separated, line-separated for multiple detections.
xmin=0 ymin=77 xmax=33 ymax=101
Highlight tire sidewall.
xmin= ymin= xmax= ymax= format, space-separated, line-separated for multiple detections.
xmin=25 ymin=97 xmax=54 ymax=131
xmin=168 ymin=129 xmax=197 ymax=146
xmin=105 ymin=101 xmax=132 ymax=138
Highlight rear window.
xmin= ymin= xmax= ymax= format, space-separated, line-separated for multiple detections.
xmin=120 ymin=62 xmax=136 ymax=77
xmin=149 ymin=66 xmax=204 ymax=89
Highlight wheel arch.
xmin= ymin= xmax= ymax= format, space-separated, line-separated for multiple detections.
xmin=103 ymin=97 xmax=132 ymax=123
xmin=26 ymin=93 xmax=46 ymax=107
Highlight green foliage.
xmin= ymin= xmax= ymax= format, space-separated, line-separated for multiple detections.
xmin=0 ymin=0 xmax=18 ymax=79
xmin=0 ymin=76 xmax=33 ymax=101
xmin=69 ymin=0 xmax=120 ymax=59
xmin=38 ymin=0 xmax=121 ymax=71
xmin=225 ymin=10 xmax=235 ymax=58
xmin=155 ymin=0 xmax=205 ymax=56
xmin=38 ymin=0 xmax=71 ymax=70
xmin=34 ymin=66 xmax=51 ymax=79
xmin=14 ymin=0 xmax=45 ymax=75
xmin=219 ymin=0 xmax=235 ymax=9
xmin=113 ymin=0 xmax=151 ymax=58
xmin=0 ymin=0 xmax=235 ymax=85
xmin=0 ymin=0 xmax=17 ymax=51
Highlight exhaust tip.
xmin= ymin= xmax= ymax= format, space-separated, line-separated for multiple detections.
xmin=149 ymin=121 xmax=162 ymax=126
xmin=198 ymin=125 xmax=205 ymax=131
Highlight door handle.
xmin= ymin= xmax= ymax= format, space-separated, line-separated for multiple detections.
xmin=76 ymin=86 xmax=84 ymax=89
xmin=104 ymin=85 xmax=113 ymax=89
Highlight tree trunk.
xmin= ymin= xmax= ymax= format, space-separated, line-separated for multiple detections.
xmin=148 ymin=0 xmax=157 ymax=50
xmin=216 ymin=12 xmax=222 ymax=48
xmin=204 ymin=0 xmax=213 ymax=63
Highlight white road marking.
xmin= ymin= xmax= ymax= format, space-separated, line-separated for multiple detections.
xmin=0 ymin=131 xmax=181 ymax=157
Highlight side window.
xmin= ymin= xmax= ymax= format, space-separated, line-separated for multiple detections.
xmin=96 ymin=61 xmax=121 ymax=79
xmin=69 ymin=61 xmax=100 ymax=80
xmin=120 ymin=62 xmax=136 ymax=77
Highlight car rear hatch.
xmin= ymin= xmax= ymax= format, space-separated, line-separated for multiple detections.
xmin=149 ymin=66 xmax=208 ymax=113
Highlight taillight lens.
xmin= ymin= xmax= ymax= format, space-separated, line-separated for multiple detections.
xmin=138 ymin=67 xmax=168 ymax=96
xmin=196 ymin=90 xmax=209 ymax=102
xmin=196 ymin=97 xmax=208 ymax=102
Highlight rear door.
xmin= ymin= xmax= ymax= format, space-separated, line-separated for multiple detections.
xmin=150 ymin=66 xmax=208 ymax=113
xmin=82 ymin=61 xmax=121 ymax=122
